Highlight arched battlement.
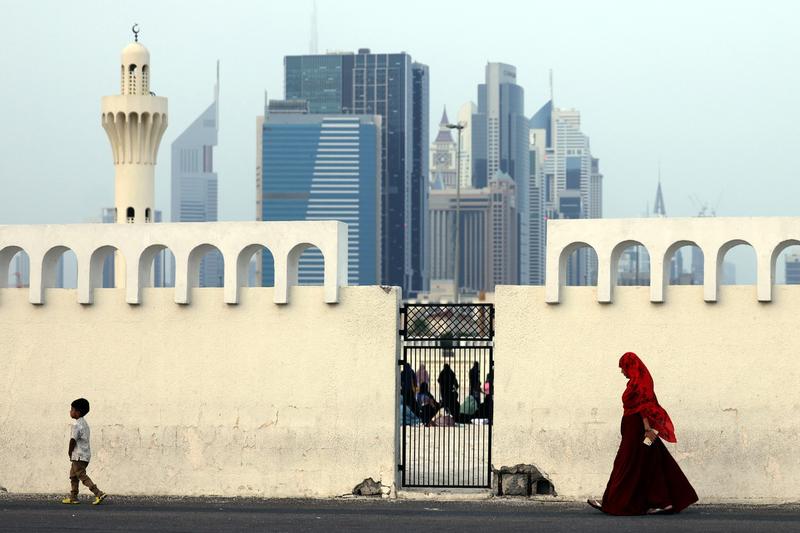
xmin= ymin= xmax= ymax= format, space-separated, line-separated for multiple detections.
xmin=770 ymin=239 xmax=800 ymax=288
xmin=231 ymin=244 xmax=274 ymax=294
xmin=0 ymin=245 xmax=26 ymax=289
xmin=609 ymin=239 xmax=652 ymax=294
xmin=556 ymin=241 xmax=598 ymax=290
xmin=0 ymin=221 xmax=348 ymax=307
xmin=80 ymin=245 xmax=124 ymax=304
xmin=660 ymin=240 xmax=702 ymax=298
xmin=545 ymin=217 xmax=800 ymax=304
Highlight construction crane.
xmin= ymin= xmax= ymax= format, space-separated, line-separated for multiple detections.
xmin=688 ymin=192 xmax=724 ymax=217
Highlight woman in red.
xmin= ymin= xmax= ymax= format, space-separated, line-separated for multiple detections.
xmin=588 ymin=352 xmax=698 ymax=515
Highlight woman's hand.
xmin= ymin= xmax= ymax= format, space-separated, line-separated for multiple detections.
xmin=644 ymin=429 xmax=659 ymax=442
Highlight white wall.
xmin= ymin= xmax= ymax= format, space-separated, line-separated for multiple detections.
xmin=0 ymin=286 xmax=399 ymax=497
xmin=493 ymin=285 xmax=800 ymax=502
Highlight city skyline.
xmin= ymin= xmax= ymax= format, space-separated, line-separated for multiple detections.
xmin=2 ymin=0 xmax=799 ymax=284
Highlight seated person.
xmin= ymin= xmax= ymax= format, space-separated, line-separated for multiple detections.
xmin=460 ymin=393 xmax=479 ymax=422
xmin=416 ymin=382 xmax=439 ymax=424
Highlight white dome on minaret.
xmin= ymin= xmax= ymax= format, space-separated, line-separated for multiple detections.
xmin=120 ymin=41 xmax=151 ymax=96
xmin=121 ymin=42 xmax=150 ymax=65
xmin=101 ymin=26 xmax=168 ymax=286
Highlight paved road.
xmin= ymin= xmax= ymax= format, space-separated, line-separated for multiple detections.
xmin=1 ymin=496 xmax=799 ymax=532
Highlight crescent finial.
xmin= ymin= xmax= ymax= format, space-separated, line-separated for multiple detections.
xmin=132 ymin=23 xmax=140 ymax=42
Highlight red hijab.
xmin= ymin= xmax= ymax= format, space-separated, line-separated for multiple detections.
xmin=619 ymin=352 xmax=677 ymax=443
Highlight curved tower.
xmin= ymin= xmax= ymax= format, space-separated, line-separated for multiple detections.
xmin=101 ymin=35 xmax=168 ymax=227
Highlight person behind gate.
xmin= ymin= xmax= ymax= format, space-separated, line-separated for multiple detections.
xmin=62 ymin=398 xmax=107 ymax=505
xmin=437 ymin=363 xmax=460 ymax=420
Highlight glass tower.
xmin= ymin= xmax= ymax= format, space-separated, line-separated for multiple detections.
xmin=259 ymin=105 xmax=382 ymax=286
xmin=284 ymin=49 xmax=429 ymax=297
xmin=471 ymin=63 xmax=529 ymax=284
xmin=170 ymin=64 xmax=221 ymax=287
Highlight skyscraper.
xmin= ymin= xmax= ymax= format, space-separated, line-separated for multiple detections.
xmin=456 ymin=102 xmax=477 ymax=188
xmin=527 ymin=127 xmax=546 ymax=285
xmin=428 ymin=172 xmax=518 ymax=295
xmin=284 ymin=50 xmax=429 ymax=295
xmin=488 ymin=172 xmax=519 ymax=288
xmin=530 ymin=100 xmax=603 ymax=286
xmin=258 ymin=100 xmax=382 ymax=286
xmin=429 ymin=187 xmax=489 ymax=294
xmin=471 ymin=63 xmax=529 ymax=283
xmin=472 ymin=64 xmax=529 ymax=188
xmin=411 ymin=62 xmax=430 ymax=295
xmin=171 ymin=63 xmax=221 ymax=287
xmin=786 ymin=253 xmax=800 ymax=284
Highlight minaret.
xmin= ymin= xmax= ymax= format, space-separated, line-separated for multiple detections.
xmin=101 ymin=26 xmax=168 ymax=285
xmin=101 ymin=26 xmax=168 ymax=227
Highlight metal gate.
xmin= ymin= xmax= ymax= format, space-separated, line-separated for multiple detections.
xmin=399 ymin=304 xmax=494 ymax=488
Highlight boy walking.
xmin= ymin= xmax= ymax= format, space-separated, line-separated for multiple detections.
xmin=62 ymin=398 xmax=107 ymax=505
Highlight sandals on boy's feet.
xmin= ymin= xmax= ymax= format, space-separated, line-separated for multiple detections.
xmin=587 ymin=499 xmax=603 ymax=510
xmin=92 ymin=493 xmax=108 ymax=505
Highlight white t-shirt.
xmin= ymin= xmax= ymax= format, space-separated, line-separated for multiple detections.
xmin=70 ymin=417 xmax=91 ymax=462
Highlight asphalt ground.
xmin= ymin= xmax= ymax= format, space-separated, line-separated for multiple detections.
xmin=1 ymin=495 xmax=799 ymax=532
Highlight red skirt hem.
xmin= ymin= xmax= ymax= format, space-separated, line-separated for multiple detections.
xmin=600 ymin=414 xmax=698 ymax=516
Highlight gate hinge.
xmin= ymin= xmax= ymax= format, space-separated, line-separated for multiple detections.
xmin=397 ymin=464 xmax=405 ymax=472
xmin=398 ymin=359 xmax=405 ymax=366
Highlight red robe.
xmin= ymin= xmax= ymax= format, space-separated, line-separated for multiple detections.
xmin=601 ymin=352 xmax=698 ymax=515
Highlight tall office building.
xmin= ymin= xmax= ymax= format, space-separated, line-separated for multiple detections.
xmin=456 ymin=102 xmax=477 ymax=188
xmin=430 ymin=107 xmax=458 ymax=189
xmin=530 ymin=100 xmax=602 ymax=286
xmin=471 ymin=63 xmax=529 ymax=188
xmin=471 ymin=63 xmax=529 ymax=283
xmin=527 ymin=127 xmax=546 ymax=285
xmin=488 ymin=173 xmax=519 ymax=288
xmin=56 ymin=256 xmax=65 ymax=289
xmin=171 ymin=63 xmax=222 ymax=287
xmin=691 ymin=246 xmax=705 ymax=285
xmin=258 ymin=100 xmax=382 ymax=286
xmin=590 ymin=157 xmax=603 ymax=219
xmin=429 ymin=187 xmax=490 ymax=294
xmin=411 ymin=62 xmax=430 ymax=294
xmin=786 ymin=253 xmax=800 ymax=284
xmin=284 ymin=49 xmax=429 ymax=296
xmin=428 ymin=172 xmax=518 ymax=294
xmin=617 ymin=247 xmax=651 ymax=286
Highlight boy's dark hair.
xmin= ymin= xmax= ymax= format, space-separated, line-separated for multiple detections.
xmin=419 ymin=382 xmax=429 ymax=393
xmin=71 ymin=398 xmax=90 ymax=416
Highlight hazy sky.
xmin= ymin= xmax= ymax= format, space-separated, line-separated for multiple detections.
xmin=2 ymin=0 xmax=798 ymax=279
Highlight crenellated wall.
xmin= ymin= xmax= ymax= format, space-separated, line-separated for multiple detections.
xmin=0 ymin=221 xmax=349 ymax=305
xmin=0 ymin=286 xmax=399 ymax=497
xmin=4 ymin=216 xmax=800 ymax=501
xmin=492 ymin=216 xmax=800 ymax=502
xmin=493 ymin=284 xmax=800 ymax=502
xmin=545 ymin=217 xmax=800 ymax=304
